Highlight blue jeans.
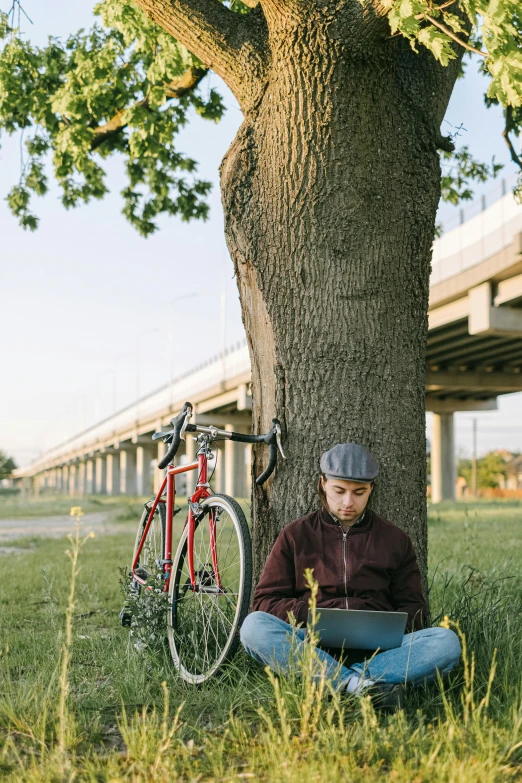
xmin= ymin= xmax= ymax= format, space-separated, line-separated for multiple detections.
xmin=240 ymin=611 xmax=461 ymax=689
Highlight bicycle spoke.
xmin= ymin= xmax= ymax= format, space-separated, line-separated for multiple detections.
xmin=133 ymin=506 xmax=164 ymax=585
xmin=169 ymin=497 xmax=250 ymax=682
xmin=207 ymin=597 xmax=234 ymax=629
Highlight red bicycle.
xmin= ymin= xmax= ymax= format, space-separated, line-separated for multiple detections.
xmin=121 ymin=401 xmax=284 ymax=684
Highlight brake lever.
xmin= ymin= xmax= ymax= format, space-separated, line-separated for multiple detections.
xmin=180 ymin=404 xmax=193 ymax=441
xmin=275 ymin=422 xmax=286 ymax=459
xmin=152 ymin=430 xmax=174 ymax=442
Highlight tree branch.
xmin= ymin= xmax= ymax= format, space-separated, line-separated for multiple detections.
xmin=437 ymin=133 xmax=455 ymax=153
xmin=90 ymin=66 xmax=208 ymax=151
xmin=503 ymin=107 xmax=522 ymax=171
xmin=424 ymin=14 xmax=487 ymax=57
xmin=132 ymin=0 xmax=268 ymax=111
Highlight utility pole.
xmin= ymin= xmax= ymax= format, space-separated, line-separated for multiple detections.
xmin=221 ymin=288 xmax=227 ymax=383
xmin=220 ymin=256 xmax=227 ymax=385
xmin=471 ymin=418 xmax=477 ymax=498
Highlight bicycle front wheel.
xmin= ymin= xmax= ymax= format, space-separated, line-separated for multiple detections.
xmin=167 ymin=494 xmax=252 ymax=684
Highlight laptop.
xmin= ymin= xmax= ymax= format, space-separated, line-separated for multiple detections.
xmin=308 ymin=608 xmax=408 ymax=650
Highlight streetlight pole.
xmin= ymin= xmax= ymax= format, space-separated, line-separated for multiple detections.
xmin=97 ymin=368 xmax=118 ymax=419
xmin=471 ymin=418 xmax=477 ymax=498
xmin=136 ymin=327 xmax=160 ymax=419
xmin=221 ymin=288 xmax=227 ymax=382
xmin=169 ymin=293 xmax=197 ymax=406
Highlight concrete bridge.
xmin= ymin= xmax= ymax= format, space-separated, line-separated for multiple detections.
xmin=16 ymin=179 xmax=522 ymax=503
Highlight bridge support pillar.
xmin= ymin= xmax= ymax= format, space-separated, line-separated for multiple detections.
xmin=95 ymin=456 xmax=107 ymax=494
xmin=21 ymin=476 xmax=33 ymax=497
xmin=56 ymin=467 xmax=63 ymax=493
xmin=68 ymin=464 xmax=76 ymax=496
xmin=185 ymin=433 xmax=198 ymax=498
xmin=431 ymin=413 xmax=455 ymax=503
xmin=77 ymin=462 xmax=86 ymax=497
xmin=214 ymin=442 xmax=225 ymax=494
xmin=62 ymin=465 xmax=69 ymax=495
xmin=225 ymin=425 xmax=248 ymax=498
xmin=136 ymin=446 xmax=154 ymax=496
xmin=154 ymin=442 xmax=166 ymax=495
xmin=86 ymin=460 xmax=95 ymax=494
xmin=106 ymin=454 xmax=120 ymax=495
xmin=120 ymin=449 xmax=137 ymax=495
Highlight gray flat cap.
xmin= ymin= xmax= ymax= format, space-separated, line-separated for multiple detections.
xmin=320 ymin=442 xmax=379 ymax=482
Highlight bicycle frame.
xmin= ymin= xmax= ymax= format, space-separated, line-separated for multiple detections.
xmin=131 ymin=448 xmax=215 ymax=591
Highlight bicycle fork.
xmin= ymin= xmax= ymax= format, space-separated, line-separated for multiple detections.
xmin=185 ymin=454 xmax=223 ymax=593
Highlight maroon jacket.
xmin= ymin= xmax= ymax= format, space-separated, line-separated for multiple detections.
xmin=253 ymin=507 xmax=428 ymax=633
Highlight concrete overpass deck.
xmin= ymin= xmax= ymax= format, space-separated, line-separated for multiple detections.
xmin=427 ymin=232 xmax=522 ymax=404
xmin=15 ymin=181 xmax=522 ymax=504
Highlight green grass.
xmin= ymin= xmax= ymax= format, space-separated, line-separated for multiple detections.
xmin=0 ymin=493 xmax=165 ymax=520
xmin=0 ymin=500 xmax=521 ymax=780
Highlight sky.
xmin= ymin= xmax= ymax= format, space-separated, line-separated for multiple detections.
xmin=1 ymin=0 xmax=521 ymax=467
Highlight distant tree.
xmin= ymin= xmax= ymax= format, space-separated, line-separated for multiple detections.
xmin=0 ymin=450 xmax=17 ymax=480
xmin=458 ymin=452 xmax=509 ymax=489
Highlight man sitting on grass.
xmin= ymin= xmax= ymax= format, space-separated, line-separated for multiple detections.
xmin=240 ymin=442 xmax=461 ymax=712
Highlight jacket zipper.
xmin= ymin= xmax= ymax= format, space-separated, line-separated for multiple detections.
xmin=342 ymin=530 xmax=349 ymax=609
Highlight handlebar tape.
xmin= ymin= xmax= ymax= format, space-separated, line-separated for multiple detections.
xmin=255 ymin=440 xmax=278 ymax=485
xmin=157 ymin=402 xmax=191 ymax=470
xmin=232 ymin=418 xmax=280 ymax=485
xmin=229 ymin=431 xmax=267 ymax=444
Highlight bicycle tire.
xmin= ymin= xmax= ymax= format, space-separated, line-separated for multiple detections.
xmin=167 ymin=494 xmax=252 ymax=684
xmin=131 ymin=501 xmax=166 ymax=592
xmin=120 ymin=501 xmax=166 ymax=626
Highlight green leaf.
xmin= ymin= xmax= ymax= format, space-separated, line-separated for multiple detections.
xmin=376 ymin=0 xmax=522 ymax=107
xmin=418 ymin=27 xmax=456 ymax=65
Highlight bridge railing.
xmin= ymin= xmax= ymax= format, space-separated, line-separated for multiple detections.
xmin=432 ymin=173 xmax=522 ymax=286
xmin=21 ymin=342 xmax=250 ymax=473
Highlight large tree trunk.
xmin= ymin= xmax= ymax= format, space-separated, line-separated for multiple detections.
xmin=133 ymin=0 xmax=461 ymax=591
xmin=220 ymin=19 xmax=457 ymax=588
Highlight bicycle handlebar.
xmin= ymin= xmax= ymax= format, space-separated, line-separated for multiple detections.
xmin=153 ymin=401 xmax=285 ymax=484
xmin=221 ymin=418 xmax=282 ymax=485
xmin=156 ymin=403 xmax=191 ymax=470
xmin=254 ymin=437 xmax=279 ymax=485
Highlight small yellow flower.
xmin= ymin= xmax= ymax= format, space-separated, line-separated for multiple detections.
xmin=69 ymin=506 xmax=84 ymax=517
xmin=440 ymin=615 xmax=451 ymax=629
xmin=88 ymin=531 xmax=96 ymax=538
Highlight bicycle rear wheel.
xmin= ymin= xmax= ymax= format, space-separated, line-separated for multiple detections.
xmin=120 ymin=501 xmax=166 ymax=626
xmin=167 ymin=494 xmax=252 ymax=684
xmin=132 ymin=501 xmax=166 ymax=588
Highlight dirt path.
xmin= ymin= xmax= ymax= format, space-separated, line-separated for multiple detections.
xmin=0 ymin=512 xmax=135 ymax=545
